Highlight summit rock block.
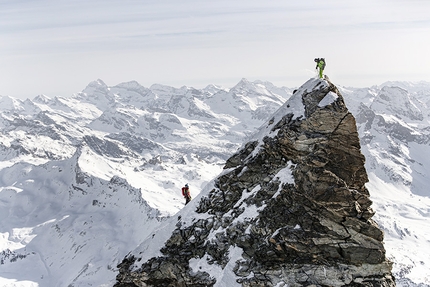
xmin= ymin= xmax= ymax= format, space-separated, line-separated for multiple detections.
xmin=115 ymin=78 xmax=395 ymax=287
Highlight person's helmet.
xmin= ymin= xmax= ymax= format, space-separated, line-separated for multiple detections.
xmin=185 ymin=183 xmax=189 ymax=187
xmin=314 ymin=58 xmax=319 ymax=62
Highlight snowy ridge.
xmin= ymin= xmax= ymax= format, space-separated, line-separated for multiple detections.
xmin=0 ymin=78 xmax=429 ymax=286
xmin=0 ymin=148 xmax=161 ymax=286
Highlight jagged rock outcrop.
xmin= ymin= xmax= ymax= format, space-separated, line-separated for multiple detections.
xmin=115 ymin=78 xmax=395 ymax=287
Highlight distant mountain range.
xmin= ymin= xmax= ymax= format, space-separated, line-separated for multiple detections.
xmin=0 ymin=78 xmax=429 ymax=287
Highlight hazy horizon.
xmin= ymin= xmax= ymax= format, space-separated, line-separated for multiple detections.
xmin=1 ymin=0 xmax=429 ymax=99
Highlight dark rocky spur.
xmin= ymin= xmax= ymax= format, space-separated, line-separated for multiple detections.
xmin=115 ymin=78 xmax=395 ymax=287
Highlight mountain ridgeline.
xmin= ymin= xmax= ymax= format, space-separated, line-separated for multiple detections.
xmin=115 ymin=78 xmax=395 ymax=286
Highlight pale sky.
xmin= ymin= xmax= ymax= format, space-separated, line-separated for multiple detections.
xmin=1 ymin=0 xmax=429 ymax=99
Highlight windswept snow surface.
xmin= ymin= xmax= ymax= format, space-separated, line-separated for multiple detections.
xmin=367 ymin=173 xmax=430 ymax=285
xmin=1 ymin=78 xmax=430 ymax=286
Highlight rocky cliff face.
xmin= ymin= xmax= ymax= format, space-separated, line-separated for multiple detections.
xmin=114 ymin=78 xmax=395 ymax=287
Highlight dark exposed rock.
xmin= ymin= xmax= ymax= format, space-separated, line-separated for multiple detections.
xmin=83 ymin=135 xmax=129 ymax=158
xmin=106 ymin=133 xmax=162 ymax=153
xmin=115 ymin=78 xmax=395 ymax=287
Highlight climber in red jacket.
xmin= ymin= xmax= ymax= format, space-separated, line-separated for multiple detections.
xmin=182 ymin=183 xmax=191 ymax=205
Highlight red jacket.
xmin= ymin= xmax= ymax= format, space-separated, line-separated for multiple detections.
xmin=182 ymin=187 xmax=190 ymax=197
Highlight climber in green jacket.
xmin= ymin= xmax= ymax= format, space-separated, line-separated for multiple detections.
xmin=314 ymin=58 xmax=326 ymax=79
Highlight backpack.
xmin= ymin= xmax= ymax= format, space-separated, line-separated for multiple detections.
xmin=320 ymin=58 xmax=326 ymax=69
xmin=182 ymin=187 xmax=190 ymax=197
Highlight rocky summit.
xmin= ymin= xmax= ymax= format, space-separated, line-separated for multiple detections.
xmin=114 ymin=78 xmax=395 ymax=287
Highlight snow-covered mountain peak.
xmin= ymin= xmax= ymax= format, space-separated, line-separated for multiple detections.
xmin=371 ymin=86 xmax=424 ymax=121
xmin=230 ymin=78 xmax=271 ymax=95
xmin=231 ymin=77 xmax=251 ymax=88
xmin=33 ymin=94 xmax=51 ymax=104
xmin=72 ymin=80 xmax=118 ymax=111
xmin=202 ymin=84 xmax=226 ymax=97
xmin=79 ymin=79 xmax=110 ymax=98
xmin=85 ymin=78 xmax=108 ymax=89
xmin=0 ymin=96 xmax=24 ymax=112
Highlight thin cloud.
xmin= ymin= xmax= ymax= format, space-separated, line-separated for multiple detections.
xmin=0 ymin=0 xmax=429 ymax=98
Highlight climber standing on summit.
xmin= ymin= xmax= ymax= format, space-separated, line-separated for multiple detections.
xmin=182 ymin=183 xmax=191 ymax=205
xmin=314 ymin=58 xmax=326 ymax=79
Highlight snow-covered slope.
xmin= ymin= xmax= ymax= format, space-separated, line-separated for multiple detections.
xmin=340 ymin=83 xmax=430 ymax=286
xmin=0 ymin=79 xmax=292 ymax=286
xmin=0 ymin=148 xmax=161 ymax=286
xmin=0 ymin=78 xmax=429 ymax=286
